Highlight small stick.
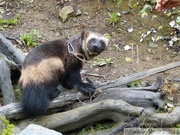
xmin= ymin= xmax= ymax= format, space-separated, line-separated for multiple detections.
xmin=5 ymin=36 xmax=22 ymax=45
xmin=83 ymin=73 xmax=105 ymax=78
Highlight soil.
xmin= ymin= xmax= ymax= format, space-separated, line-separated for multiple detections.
xmin=1 ymin=0 xmax=180 ymax=111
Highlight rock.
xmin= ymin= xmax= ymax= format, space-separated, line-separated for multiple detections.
xmin=19 ymin=124 xmax=62 ymax=135
xmin=124 ymin=45 xmax=131 ymax=51
xmin=128 ymin=25 xmax=133 ymax=33
xmin=83 ymin=12 xmax=89 ymax=15
xmin=150 ymin=131 xmax=170 ymax=135
xmin=148 ymin=42 xmax=158 ymax=48
xmin=0 ymin=13 xmax=3 ymax=19
xmin=75 ymin=9 xmax=82 ymax=16
xmin=11 ymin=126 xmax=21 ymax=135
xmin=121 ymin=10 xmax=130 ymax=15
xmin=169 ymin=20 xmax=176 ymax=28
xmin=59 ymin=5 xmax=75 ymax=22
xmin=0 ymin=1 xmax=5 ymax=6
xmin=54 ymin=32 xmax=60 ymax=37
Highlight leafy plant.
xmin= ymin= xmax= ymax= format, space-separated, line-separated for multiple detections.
xmin=176 ymin=16 xmax=180 ymax=24
xmin=0 ymin=116 xmax=15 ymax=135
xmin=20 ymin=29 xmax=40 ymax=47
xmin=140 ymin=4 xmax=152 ymax=14
xmin=0 ymin=18 xmax=17 ymax=29
xmin=93 ymin=56 xmax=113 ymax=66
xmin=14 ymin=87 xmax=21 ymax=101
xmin=128 ymin=80 xmax=140 ymax=88
xmin=108 ymin=12 xmax=119 ymax=27
xmin=78 ymin=122 xmax=115 ymax=135
xmin=0 ymin=13 xmax=21 ymax=30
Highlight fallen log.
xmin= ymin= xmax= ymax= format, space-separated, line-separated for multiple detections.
xmin=97 ymin=61 xmax=180 ymax=90
xmin=0 ymin=76 xmax=164 ymax=119
xmin=0 ymin=33 xmax=25 ymax=68
xmin=0 ymin=53 xmax=20 ymax=105
xmin=0 ymin=61 xmax=179 ymax=119
xmin=16 ymin=99 xmax=180 ymax=134
xmin=0 ymin=34 xmax=180 ymax=134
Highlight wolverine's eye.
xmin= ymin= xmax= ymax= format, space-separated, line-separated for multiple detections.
xmin=88 ymin=38 xmax=96 ymax=44
xmin=100 ymin=40 xmax=106 ymax=49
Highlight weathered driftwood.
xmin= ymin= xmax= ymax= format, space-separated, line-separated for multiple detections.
xmin=96 ymin=61 xmax=180 ymax=90
xmin=0 ymin=33 xmax=25 ymax=68
xmin=0 ymin=53 xmax=20 ymax=105
xmin=16 ymin=99 xmax=180 ymax=134
xmin=0 ymin=90 xmax=89 ymax=119
xmin=0 ymin=61 xmax=179 ymax=118
xmin=0 ymin=35 xmax=180 ymax=134
xmin=0 ymin=76 xmax=164 ymax=119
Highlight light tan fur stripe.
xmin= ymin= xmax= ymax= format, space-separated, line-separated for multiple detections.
xmin=19 ymin=57 xmax=64 ymax=88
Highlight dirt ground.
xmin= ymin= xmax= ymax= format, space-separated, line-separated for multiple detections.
xmin=1 ymin=0 xmax=180 ymax=104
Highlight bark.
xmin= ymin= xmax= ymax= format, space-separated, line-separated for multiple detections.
xmin=96 ymin=61 xmax=180 ymax=90
xmin=0 ymin=77 xmax=164 ymax=119
xmin=16 ymin=99 xmax=180 ymax=133
xmin=0 ymin=53 xmax=20 ymax=105
xmin=0 ymin=33 xmax=24 ymax=68
xmin=0 ymin=33 xmax=180 ymax=134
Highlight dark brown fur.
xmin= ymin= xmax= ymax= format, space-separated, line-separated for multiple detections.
xmin=19 ymin=31 xmax=109 ymax=117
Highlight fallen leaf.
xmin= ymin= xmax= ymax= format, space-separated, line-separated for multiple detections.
xmin=125 ymin=57 xmax=132 ymax=62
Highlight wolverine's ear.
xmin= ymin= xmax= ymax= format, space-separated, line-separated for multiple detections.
xmin=81 ymin=30 xmax=90 ymax=41
xmin=103 ymin=33 xmax=110 ymax=48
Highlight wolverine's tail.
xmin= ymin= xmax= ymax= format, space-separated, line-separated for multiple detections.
xmin=21 ymin=83 xmax=51 ymax=117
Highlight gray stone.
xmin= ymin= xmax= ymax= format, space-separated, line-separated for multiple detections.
xmin=75 ymin=9 xmax=82 ymax=16
xmin=148 ymin=42 xmax=158 ymax=48
xmin=19 ymin=124 xmax=62 ymax=135
xmin=59 ymin=5 xmax=74 ymax=22
xmin=0 ymin=13 xmax=3 ymax=19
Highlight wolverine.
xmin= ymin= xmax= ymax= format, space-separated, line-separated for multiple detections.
xmin=19 ymin=30 xmax=109 ymax=117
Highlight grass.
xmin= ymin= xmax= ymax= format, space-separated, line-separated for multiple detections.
xmin=0 ymin=116 xmax=15 ymax=135
xmin=108 ymin=12 xmax=119 ymax=27
xmin=78 ymin=121 xmax=116 ymax=135
xmin=0 ymin=18 xmax=17 ymax=30
xmin=20 ymin=29 xmax=40 ymax=47
xmin=93 ymin=56 xmax=113 ymax=66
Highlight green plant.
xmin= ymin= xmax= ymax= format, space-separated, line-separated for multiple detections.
xmin=78 ymin=122 xmax=115 ymax=135
xmin=117 ymin=0 xmax=123 ymax=6
xmin=0 ymin=116 xmax=15 ymax=135
xmin=93 ymin=56 xmax=113 ymax=66
xmin=0 ymin=13 xmax=21 ymax=30
xmin=0 ymin=18 xmax=17 ymax=29
xmin=176 ymin=124 xmax=180 ymax=128
xmin=128 ymin=80 xmax=140 ymax=88
xmin=20 ymin=29 xmax=40 ymax=47
xmin=14 ymin=87 xmax=21 ymax=101
xmin=108 ymin=12 xmax=119 ymax=27
xmin=140 ymin=4 xmax=152 ymax=14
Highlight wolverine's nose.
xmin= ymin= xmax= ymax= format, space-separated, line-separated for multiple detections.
xmin=93 ymin=44 xmax=99 ymax=49
xmin=92 ymin=44 xmax=102 ymax=53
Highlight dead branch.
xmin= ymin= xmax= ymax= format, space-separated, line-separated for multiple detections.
xmin=0 ymin=63 xmax=177 ymax=119
xmin=0 ymin=77 xmax=164 ymax=119
xmin=0 ymin=35 xmax=179 ymax=134
xmin=16 ymin=99 xmax=180 ymax=133
xmin=0 ymin=33 xmax=25 ymax=68
xmin=97 ymin=61 xmax=180 ymax=90
xmin=0 ymin=53 xmax=20 ymax=105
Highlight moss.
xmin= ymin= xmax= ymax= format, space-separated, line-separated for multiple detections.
xmin=0 ymin=116 xmax=15 ymax=135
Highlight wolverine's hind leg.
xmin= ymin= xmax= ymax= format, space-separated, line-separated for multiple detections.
xmin=48 ymin=87 xmax=61 ymax=100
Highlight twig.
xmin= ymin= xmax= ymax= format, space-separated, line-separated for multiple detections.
xmin=5 ymin=36 xmax=22 ymax=46
xmin=83 ymin=73 xmax=105 ymax=78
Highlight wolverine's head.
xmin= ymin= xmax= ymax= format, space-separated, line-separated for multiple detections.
xmin=81 ymin=30 xmax=109 ymax=60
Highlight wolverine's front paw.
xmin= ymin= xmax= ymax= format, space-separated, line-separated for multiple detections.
xmin=78 ymin=83 xmax=96 ymax=95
